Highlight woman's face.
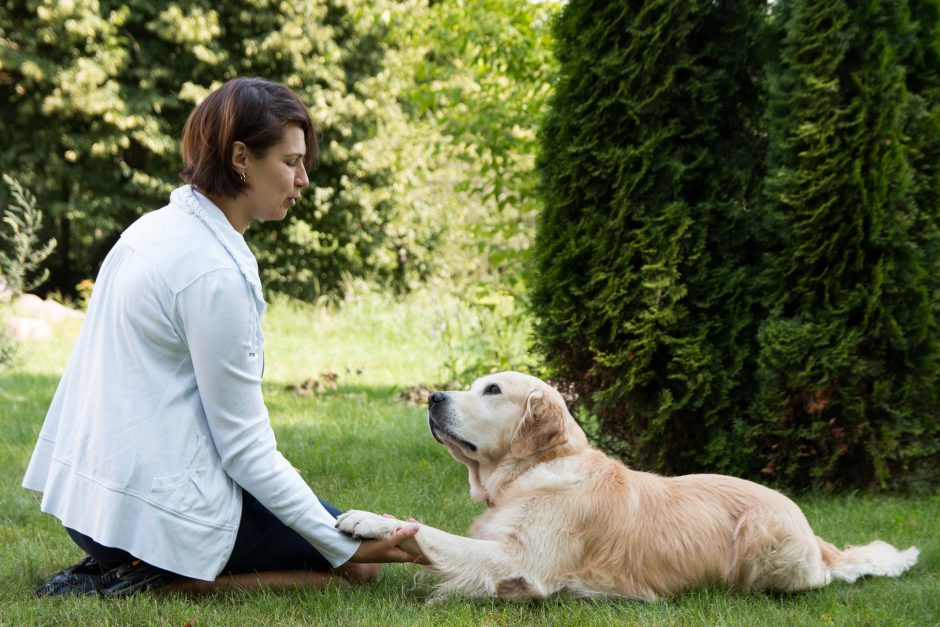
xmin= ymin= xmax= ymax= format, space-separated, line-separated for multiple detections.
xmin=239 ymin=124 xmax=310 ymax=228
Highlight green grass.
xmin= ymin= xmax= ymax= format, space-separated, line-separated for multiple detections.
xmin=1 ymin=293 xmax=937 ymax=626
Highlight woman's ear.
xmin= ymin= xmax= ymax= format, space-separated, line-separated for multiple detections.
xmin=231 ymin=140 xmax=249 ymax=174
xmin=509 ymin=388 xmax=567 ymax=459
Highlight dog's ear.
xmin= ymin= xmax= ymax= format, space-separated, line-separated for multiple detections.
xmin=510 ymin=388 xmax=568 ymax=459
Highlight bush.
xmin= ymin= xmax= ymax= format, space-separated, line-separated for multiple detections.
xmin=753 ymin=0 xmax=940 ymax=490
xmin=0 ymin=175 xmax=56 ymax=297
xmin=532 ymin=0 xmax=940 ymax=491
xmin=0 ymin=1 xmax=559 ymax=303
xmin=0 ymin=1 xmax=440 ymax=300
xmin=0 ymin=173 xmax=58 ymax=371
xmin=430 ymin=285 xmax=536 ymax=387
xmin=532 ymin=0 xmax=768 ymax=476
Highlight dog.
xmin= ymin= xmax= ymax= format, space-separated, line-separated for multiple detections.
xmin=336 ymin=372 xmax=919 ymax=600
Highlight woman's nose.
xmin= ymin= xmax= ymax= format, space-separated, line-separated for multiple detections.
xmin=296 ymin=164 xmax=309 ymax=188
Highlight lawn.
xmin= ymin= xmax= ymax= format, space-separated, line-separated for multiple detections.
xmin=1 ymin=292 xmax=937 ymax=626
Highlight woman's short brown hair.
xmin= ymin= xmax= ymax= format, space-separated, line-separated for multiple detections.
xmin=181 ymin=77 xmax=317 ymax=198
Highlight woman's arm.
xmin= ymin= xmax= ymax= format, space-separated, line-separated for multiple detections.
xmin=177 ymin=269 xmax=362 ymax=567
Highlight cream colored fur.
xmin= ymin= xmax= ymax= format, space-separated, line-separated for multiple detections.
xmin=336 ymin=372 xmax=919 ymax=601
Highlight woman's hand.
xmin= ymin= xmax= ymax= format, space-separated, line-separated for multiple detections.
xmin=345 ymin=522 xmax=424 ymax=564
xmin=334 ymin=521 xmax=427 ymax=582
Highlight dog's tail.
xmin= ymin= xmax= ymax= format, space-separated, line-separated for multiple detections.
xmin=817 ymin=536 xmax=919 ymax=583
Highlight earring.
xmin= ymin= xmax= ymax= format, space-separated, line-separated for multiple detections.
xmin=239 ymin=171 xmax=247 ymax=183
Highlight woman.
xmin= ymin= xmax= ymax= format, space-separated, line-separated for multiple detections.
xmin=23 ymin=77 xmax=420 ymax=597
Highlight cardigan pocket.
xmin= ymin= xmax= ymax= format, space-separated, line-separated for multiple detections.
xmin=150 ymin=467 xmax=207 ymax=514
xmin=149 ymin=435 xmax=220 ymax=523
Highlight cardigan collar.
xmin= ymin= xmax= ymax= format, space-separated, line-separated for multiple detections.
xmin=170 ymin=185 xmax=266 ymax=317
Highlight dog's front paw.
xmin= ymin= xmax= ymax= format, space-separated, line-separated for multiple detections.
xmin=335 ymin=510 xmax=399 ymax=540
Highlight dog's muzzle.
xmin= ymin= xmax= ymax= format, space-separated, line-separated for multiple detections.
xmin=427 ymin=392 xmax=477 ymax=452
xmin=427 ymin=392 xmax=449 ymax=444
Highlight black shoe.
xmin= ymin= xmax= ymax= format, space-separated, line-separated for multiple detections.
xmin=34 ymin=556 xmax=109 ymax=598
xmin=97 ymin=560 xmax=176 ymax=597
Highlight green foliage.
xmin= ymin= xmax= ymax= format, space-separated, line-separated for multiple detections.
xmin=532 ymin=0 xmax=768 ymax=476
xmin=0 ymin=174 xmax=56 ymax=296
xmin=904 ymin=0 xmax=940 ymax=325
xmin=0 ymin=2 xmax=420 ymax=298
xmin=0 ymin=172 xmax=58 ymax=372
xmin=1 ymin=0 xmax=183 ymax=287
xmin=395 ymin=1 xmax=558 ymax=384
xmin=398 ymin=0 xmax=558 ymax=288
xmin=0 ymin=1 xmax=559 ymax=305
xmin=429 ymin=285 xmax=536 ymax=387
xmin=532 ymin=0 xmax=940 ymax=491
xmin=755 ymin=0 xmax=940 ymax=491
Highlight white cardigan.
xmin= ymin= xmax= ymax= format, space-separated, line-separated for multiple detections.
xmin=22 ymin=185 xmax=360 ymax=580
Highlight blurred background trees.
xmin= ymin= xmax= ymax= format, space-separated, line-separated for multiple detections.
xmin=2 ymin=0 xmax=938 ymax=490
xmin=0 ymin=0 xmax=554 ymax=301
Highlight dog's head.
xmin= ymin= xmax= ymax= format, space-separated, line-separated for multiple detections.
xmin=427 ymin=372 xmax=587 ymax=502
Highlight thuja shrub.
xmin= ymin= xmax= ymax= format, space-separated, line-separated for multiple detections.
xmin=753 ymin=0 xmax=940 ymax=491
xmin=532 ymin=0 xmax=940 ymax=491
xmin=532 ymin=0 xmax=768 ymax=477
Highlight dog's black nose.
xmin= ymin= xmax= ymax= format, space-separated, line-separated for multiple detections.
xmin=429 ymin=392 xmax=446 ymax=406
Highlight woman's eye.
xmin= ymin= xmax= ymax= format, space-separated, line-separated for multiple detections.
xmin=484 ymin=384 xmax=501 ymax=395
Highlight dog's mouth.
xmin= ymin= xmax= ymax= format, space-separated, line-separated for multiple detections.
xmin=428 ymin=412 xmax=478 ymax=453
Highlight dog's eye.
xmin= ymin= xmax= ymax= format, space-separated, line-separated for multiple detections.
xmin=483 ymin=383 xmax=501 ymax=395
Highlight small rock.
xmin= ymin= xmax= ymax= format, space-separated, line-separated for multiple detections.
xmin=12 ymin=294 xmax=83 ymax=323
xmin=4 ymin=315 xmax=53 ymax=341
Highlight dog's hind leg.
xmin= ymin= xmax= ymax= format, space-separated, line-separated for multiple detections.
xmin=728 ymin=510 xmax=829 ymax=592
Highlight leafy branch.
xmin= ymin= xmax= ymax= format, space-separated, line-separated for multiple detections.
xmin=1 ymin=174 xmax=56 ymax=297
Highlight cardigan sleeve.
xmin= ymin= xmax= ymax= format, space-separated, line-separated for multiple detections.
xmin=175 ymin=268 xmax=360 ymax=567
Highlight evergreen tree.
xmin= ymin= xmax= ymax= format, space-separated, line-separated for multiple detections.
xmin=532 ymin=0 xmax=768 ymax=475
xmin=0 ymin=0 xmax=432 ymax=299
xmin=756 ymin=0 xmax=940 ymax=490
xmin=904 ymin=0 xmax=940 ymax=328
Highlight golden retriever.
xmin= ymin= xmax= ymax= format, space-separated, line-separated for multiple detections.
xmin=336 ymin=372 xmax=919 ymax=600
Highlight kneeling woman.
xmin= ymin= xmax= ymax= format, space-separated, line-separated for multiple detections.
xmin=23 ymin=77 xmax=420 ymax=596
